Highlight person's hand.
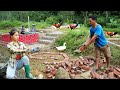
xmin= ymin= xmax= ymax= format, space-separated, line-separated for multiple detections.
xmin=79 ymin=43 xmax=89 ymax=52
xmin=84 ymin=43 xmax=89 ymax=49
xmin=79 ymin=45 xmax=86 ymax=52
xmin=18 ymin=49 xmax=26 ymax=53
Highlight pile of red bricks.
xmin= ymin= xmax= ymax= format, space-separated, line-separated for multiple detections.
xmin=43 ymin=56 xmax=95 ymax=79
xmin=28 ymin=52 xmax=120 ymax=79
xmin=90 ymin=67 xmax=120 ymax=79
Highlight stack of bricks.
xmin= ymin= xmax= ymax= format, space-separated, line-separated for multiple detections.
xmin=90 ymin=67 xmax=120 ymax=79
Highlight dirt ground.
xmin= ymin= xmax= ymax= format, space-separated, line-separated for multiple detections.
xmin=28 ymin=49 xmax=81 ymax=79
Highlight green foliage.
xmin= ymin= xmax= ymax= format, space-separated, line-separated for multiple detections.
xmin=0 ymin=29 xmax=11 ymax=34
xmin=54 ymin=29 xmax=90 ymax=54
xmin=0 ymin=11 xmax=57 ymax=22
xmin=97 ymin=16 xmax=108 ymax=27
xmin=109 ymin=45 xmax=120 ymax=66
xmin=1 ymin=11 xmax=120 ymax=28
xmin=0 ymin=20 xmax=23 ymax=29
xmin=106 ymin=22 xmax=119 ymax=28
xmin=45 ymin=16 xmax=58 ymax=24
xmin=0 ymin=20 xmax=51 ymax=30
xmin=103 ymin=27 xmax=120 ymax=34
xmin=104 ymin=17 xmax=120 ymax=28
xmin=23 ymin=21 xmax=50 ymax=29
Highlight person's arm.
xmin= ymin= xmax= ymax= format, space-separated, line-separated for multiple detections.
xmin=7 ymin=43 xmax=26 ymax=53
xmin=84 ymin=27 xmax=93 ymax=45
xmin=22 ymin=42 xmax=29 ymax=52
xmin=84 ymin=34 xmax=98 ymax=48
xmin=84 ymin=36 xmax=91 ymax=45
xmin=84 ymin=25 xmax=102 ymax=48
xmin=79 ymin=36 xmax=92 ymax=52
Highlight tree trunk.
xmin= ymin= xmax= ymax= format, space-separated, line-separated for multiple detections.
xmin=81 ymin=11 xmax=88 ymax=24
xmin=105 ymin=11 xmax=109 ymax=18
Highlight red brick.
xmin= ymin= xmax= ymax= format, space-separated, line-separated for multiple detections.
xmin=109 ymin=67 xmax=114 ymax=72
xmin=90 ymin=71 xmax=100 ymax=79
xmin=108 ymin=72 xmax=115 ymax=79
xmin=61 ymin=62 xmax=66 ymax=69
xmin=113 ymin=69 xmax=120 ymax=75
xmin=78 ymin=60 xmax=83 ymax=66
xmin=82 ymin=60 xmax=87 ymax=65
xmin=103 ymin=73 xmax=108 ymax=79
xmin=94 ymin=72 xmax=100 ymax=79
xmin=66 ymin=68 xmax=70 ymax=72
xmin=69 ymin=73 xmax=76 ymax=78
xmin=70 ymin=69 xmax=75 ymax=74
xmin=90 ymin=71 xmax=96 ymax=78
xmin=47 ymin=73 xmax=53 ymax=78
xmin=79 ymin=45 xmax=86 ymax=52
xmin=98 ymin=62 xmax=106 ymax=67
xmin=74 ymin=60 xmax=80 ymax=66
xmin=79 ymin=65 xmax=90 ymax=71
xmin=115 ymin=67 xmax=120 ymax=72
xmin=99 ymin=75 xmax=104 ymax=79
xmin=113 ymin=69 xmax=120 ymax=78
xmin=50 ymin=69 xmax=56 ymax=76
xmin=54 ymin=64 xmax=59 ymax=69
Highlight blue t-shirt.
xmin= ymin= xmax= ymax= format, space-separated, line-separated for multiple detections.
xmin=90 ymin=24 xmax=108 ymax=48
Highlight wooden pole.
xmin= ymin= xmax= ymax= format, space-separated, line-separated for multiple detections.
xmin=28 ymin=16 xmax=30 ymax=31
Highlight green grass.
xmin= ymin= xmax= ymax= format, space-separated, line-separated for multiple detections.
xmin=23 ymin=21 xmax=50 ymax=30
xmin=103 ymin=27 xmax=120 ymax=34
xmin=0 ymin=20 xmax=23 ymax=29
xmin=0 ymin=29 xmax=11 ymax=34
xmin=54 ymin=28 xmax=92 ymax=54
xmin=103 ymin=27 xmax=120 ymax=38
xmin=109 ymin=45 xmax=120 ymax=66
xmin=0 ymin=20 xmax=51 ymax=33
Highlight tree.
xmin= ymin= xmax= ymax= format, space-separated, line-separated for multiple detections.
xmin=81 ymin=11 xmax=89 ymax=24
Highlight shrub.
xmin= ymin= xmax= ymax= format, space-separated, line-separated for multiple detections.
xmin=106 ymin=22 xmax=119 ymax=28
xmin=45 ymin=16 xmax=59 ymax=24
xmin=0 ymin=20 xmax=23 ymax=29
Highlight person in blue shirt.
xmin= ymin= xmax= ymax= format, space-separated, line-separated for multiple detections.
xmin=83 ymin=15 xmax=111 ymax=70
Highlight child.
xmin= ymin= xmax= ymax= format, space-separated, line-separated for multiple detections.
xmin=6 ymin=29 xmax=34 ymax=79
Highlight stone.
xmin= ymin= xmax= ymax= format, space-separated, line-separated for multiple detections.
xmin=74 ymin=74 xmax=86 ymax=79
xmin=80 ymin=71 xmax=91 ymax=79
xmin=0 ymin=68 xmax=6 ymax=79
xmin=55 ymin=67 xmax=70 ymax=79
xmin=38 ymin=74 xmax=44 ymax=79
